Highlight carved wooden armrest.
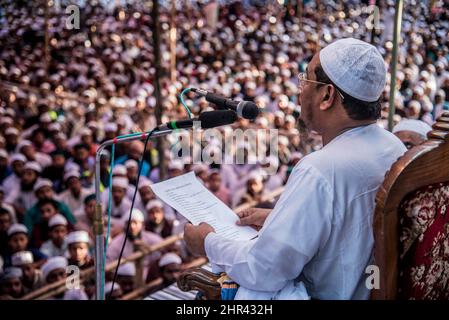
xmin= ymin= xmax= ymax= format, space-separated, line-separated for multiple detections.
xmin=177 ymin=268 xmax=222 ymax=300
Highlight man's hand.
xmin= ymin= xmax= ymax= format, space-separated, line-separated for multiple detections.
xmin=236 ymin=208 xmax=271 ymax=231
xmin=184 ymin=222 xmax=215 ymax=256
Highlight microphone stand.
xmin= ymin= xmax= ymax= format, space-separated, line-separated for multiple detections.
xmin=93 ymin=128 xmax=172 ymax=300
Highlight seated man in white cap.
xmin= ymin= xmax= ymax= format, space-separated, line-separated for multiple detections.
xmin=58 ymin=170 xmax=93 ymax=216
xmin=5 ymin=161 xmax=41 ymax=215
xmin=392 ymin=119 xmax=433 ymax=149
xmin=11 ymin=250 xmax=44 ymax=294
xmin=0 ymin=267 xmax=24 ymax=299
xmin=24 ymin=179 xmax=76 ymax=236
xmin=158 ymin=252 xmax=183 ymax=288
xmin=67 ymin=231 xmax=93 ymax=270
xmin=107 ymin=209 xmax=162 ymax=280
xmin=29 ymin=198 xmax=73 ymax=248
xmin=116 ymin=262 xmax=136 ymax=295
xmin=145 ymin=200 xmax=174 ymax=239
xmin=184 ymin=38 xmax=407 ymax=299
xmin=40 ymin=256 xmax=87 ymax=300
xmin=4 ymin=224 xmax=46 ymax=268
xmin=40 ymin=214 xmax=69 ymax=258
xmin=104 ymin=177 xmax=132 ymax=223
xmin=1 ymin=153 xmax=26 ymax=199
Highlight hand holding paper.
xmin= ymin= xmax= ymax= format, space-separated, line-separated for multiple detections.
xmin=150 ymin=171 xmax=258 ymax=241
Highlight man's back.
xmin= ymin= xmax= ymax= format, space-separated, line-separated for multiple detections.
xmin=298 ymin=124 xmax=406 ymax=299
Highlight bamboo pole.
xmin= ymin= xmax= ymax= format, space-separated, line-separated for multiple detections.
xmin=152 ymin=0 xmax=168 ymax=181
xmin=387 ymin=0 xmax=404 ymax=131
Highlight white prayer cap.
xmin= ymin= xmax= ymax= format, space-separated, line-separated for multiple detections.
xmin=64 ymin=170 xmax=80 ymax=182
xmin=158 ymin=252 xmax=182 ymax=268
xmin=11 ymin=251 xmax=34 ymax=266
xmin=104 ymin=282 xmax=121 ymax=295
xmin=393 ymin=119 xmax=432 ymax=139
xmin=248 ymin=171 xmax=263 ymax=184
xmin=8 ymin=223 xmax=28 ymax=236
xmin=112 ymin=165 xmax=127 ymax=176
xmin=138 ymin=176 xmax=153 ymax=189
xmin=104 ymin=123 xmax=118 ymax=132
xmin=33 ymin=178 xmax=53 ymax=192
xmin=0 ymin=149 xmax=8 ymax=159
xmin=117 ymin=263 xmax=136 ymax=277
xmin=48 ymin=122 xmax=61 ymax=131
xmin=278 ymin=136 xmax=289 ymax=146
xmin=5 ymin=127 xmax=19 ymax=136
xmin=0 ymin=267 xmax=23 ymax=281
xmin=319 ymin=38 xmax=386 ymax=102
xmin=192 ymin=164 xmax=208 ymax=174
xmin=65 ymin=163 xmax=80 ymax=173
xmin=146 ymin=200 xmax=164 ymax=212
xmin=67 ymin=231 xmax=90 ymax=245
xmin=48 ymin=214 xmax=68 ymax=228
xmin=24 ymin=161 xmax=42 ymax=173
xmin=125 ymin=159 xmax=138 ymax=169
xmin=10 ymin=153 xmax=26 ymax=164
xmin=79 ymin=128 xmax=92 ymax=136
xmin=15 ymin=140 xmax=32 ymax=152
xmin=130 ymin=209 xmax=145 ymax=222
xmin=112 ymin=177 xmax=129 ymax=189
xmin=42 ymin=257 xmax=68 ymax=280
xmin=168 ymin=160 xmax=183 ymax=171
xmin=39 ymin=113 xmax=52 ymax=123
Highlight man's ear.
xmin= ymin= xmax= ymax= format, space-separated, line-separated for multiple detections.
xmin=319 ymin=85 xmax=335 ymax=111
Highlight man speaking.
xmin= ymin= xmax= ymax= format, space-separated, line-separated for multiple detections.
xmin=184 ymin=38 xmax=407 ymax=299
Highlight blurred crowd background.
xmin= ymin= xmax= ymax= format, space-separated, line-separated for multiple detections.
xmin=0 ymin=0 xmax=448 ymax=299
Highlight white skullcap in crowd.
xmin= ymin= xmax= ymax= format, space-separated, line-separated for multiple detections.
xmin=319 ymin=38 xmax=386 ymax=102
xmin=117 ymin=263 xmax=136 ymax=277
xmin=42 ymin=256 xmax=68 ymax=280
xmin=104 ymin=282 xmax=121 ymax=295
xmin=138 ymin=176 xmax=153 ymax=189
xmin=33 ymin=178 xmax=53 ymax=192
xmin=11 ymin=251 xmax=34 ymax=266
xmin=8 ymin=224 xmax=28 ymax=237
xmin=0 ymin=267 xmax=23 ymax=281
xmin=112 ymin=165 xmax=127 ymax=176
xmin=104 ymin=123 xmax=118 ymax=132
xmin=158 ymin=252 xmax=182 ymax=268
xmin=130 ymin=208 xmax=145 ymax=222
xmin=393 ymin=119 xmax=432 ymax=138
xmin=48 ymin=214 xmax=68 ymax=228
xmin=64 ymin=170 xmax=80 ymax=182
xmin=10 ymin=153 xmax=26 ymax=164
xmin=125 ymin=159 xmax=138 ymax=168
xmin=112 ymin=176 xmax=129 ymax=189
xmin=67 ymin=231 xmax=90 ymax=245
xmin=146 ymin=200 xmax=164 ymax=212
xmin=24 ymin=161 xmax=42 ymax=173
xmin=168 ymin=160 xmax=184 ymax=171
xmin=0 ymin=149 xmax=7 ymax=159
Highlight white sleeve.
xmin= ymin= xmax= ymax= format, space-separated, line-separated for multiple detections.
xmin=205 ymin=164 xmax=333 ymax=292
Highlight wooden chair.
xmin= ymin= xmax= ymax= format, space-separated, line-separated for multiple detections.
xmin=372 ymin=111 xmax=449 ymax=299
xmin=178 ymin=112 xmax=449 ymax=300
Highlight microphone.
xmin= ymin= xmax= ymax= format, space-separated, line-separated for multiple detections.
xmin=190 ymin=88 xmax=259 ymax=120
xmin=155 ymin=110 xmax=238 ymax=131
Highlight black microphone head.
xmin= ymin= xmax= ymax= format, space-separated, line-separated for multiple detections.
xmin=198 ymin=110 xmax=237 ymax=129
xmin=236 ymin=101 xmax=259 ymax=120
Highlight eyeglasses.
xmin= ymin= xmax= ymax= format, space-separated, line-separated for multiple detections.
xmin=297 ymin=72 xmax=345 ymax=101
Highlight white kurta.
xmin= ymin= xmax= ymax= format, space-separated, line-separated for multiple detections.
xmin=205 ymin=124 xmax=406 ymax=300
